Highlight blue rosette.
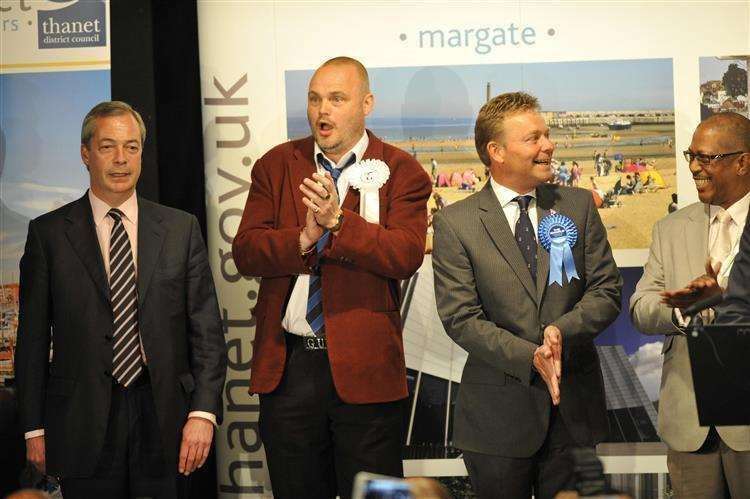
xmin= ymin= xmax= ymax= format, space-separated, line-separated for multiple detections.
xmin=538 ymin=213 xmax=580 ymax=286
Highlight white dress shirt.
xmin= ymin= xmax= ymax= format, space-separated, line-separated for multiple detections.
xmin=25 ymin=190 xmax=215 ymax=440
xmin=282 ymin=131 xmax=369 ymax=336
xmin=489 ymin=176 xmax=539 ymax=236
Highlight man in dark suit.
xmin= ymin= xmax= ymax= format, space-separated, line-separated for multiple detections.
xmin=15 ymin=101 xmax=227 ymax=498
xmin=715 ymin=116 xmax=750 ymax=326
xmin=719 ymin=215 xmax=750 ymax=323
xmin=432 ymin=92 xmax=622 ymax=499
xmin=232 ymin=57 xmax=431 ymax=499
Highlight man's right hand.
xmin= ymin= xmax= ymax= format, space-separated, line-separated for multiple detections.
xmin=534 ymin=344 xmax=560 ymax=405
xmin=660 ymin=260 xmax=723 ymax=310
xmin=26 ymin=435 xmax=45 ymax=474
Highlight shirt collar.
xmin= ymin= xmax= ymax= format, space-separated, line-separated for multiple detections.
xmin=709 ymin=190 xmax=750 ymax=226
xmin=314 ymin=130 xmax=369 ymax=169
xmin=88 ymin=189 xmax=138 ymax=227
xmin=489 ymin=176 xmax=536 ymax=208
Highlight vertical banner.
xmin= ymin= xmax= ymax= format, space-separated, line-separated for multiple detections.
xmin=0 ymin=0 xmax=111 ymax=385
xmin=197 ymin=1 xmax=748 ymax=497
xmin=197 ymin=2 xmax=277 ymax=496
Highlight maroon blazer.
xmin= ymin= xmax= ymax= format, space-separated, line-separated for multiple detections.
xmin=232 ymin=131 xmax=431 ymax=403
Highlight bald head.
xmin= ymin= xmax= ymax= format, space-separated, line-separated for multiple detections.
xmin=688 ymin=111 xmax=750 ymax=209
xmin=697 ymin=112 xmax=750 ymax=152
xmin=318 ymin=56 xmax=370 ymax=95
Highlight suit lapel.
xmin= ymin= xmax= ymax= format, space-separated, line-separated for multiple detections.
xmin=65 ymin=194 xmax=110 ymax=304
xmin=686 ymin=204 xmax=709 ymax=276
xmin=288 ymin=138 xmax=317 ymax=225
xmin=478 ymin=183 xmax=537 ymax=302
xmin=137 ymin=200 xmax=166 ymax=307
xmin=535 ymin=185 xmax=554 ymax=305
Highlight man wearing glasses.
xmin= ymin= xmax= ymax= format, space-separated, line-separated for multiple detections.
xmin=630 ymin=112 xmax=750 ymax=497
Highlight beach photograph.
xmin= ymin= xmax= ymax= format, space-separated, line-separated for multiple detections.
xmin=286 ymin=58 xmax=676 ymax=250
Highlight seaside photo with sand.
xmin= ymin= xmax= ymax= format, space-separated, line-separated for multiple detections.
xmin=286 ymin=58 xmax=675 ymax=250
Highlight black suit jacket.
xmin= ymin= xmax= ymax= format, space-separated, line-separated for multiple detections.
xmin=15 ymin=193 xmax=227 ymax=477
xmin=717 ymin=211 xmax=750 ymax=323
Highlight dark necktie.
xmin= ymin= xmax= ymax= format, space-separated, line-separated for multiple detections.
xmin=513 ymin=195 xmax=537 ymax=282
xmin=108 ymin=208 xmax=143 ymax=386
xmin=305 ymin=153 xmax=357 ymax=337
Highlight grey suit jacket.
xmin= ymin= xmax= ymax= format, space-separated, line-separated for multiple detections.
xmin=630 ymin=202 xmax=750 ymax=452
xmin=15 ymin=193 xmax=228 ymax=477
xmin=433 ymin=183 xmax=621 ymax=458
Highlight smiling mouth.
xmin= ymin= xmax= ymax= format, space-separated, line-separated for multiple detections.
xmin=694 ymin=177 xmax=710 ymax=188
xmin=534 ymin=159 xmax=551 ymax=165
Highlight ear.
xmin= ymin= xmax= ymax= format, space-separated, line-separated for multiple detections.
xmin=737 ymin=152 xmax=750 ymax=176
xmin=363 ymin=93 xmax=374 ymax=117
xmin=81 ymin=144 xmax=90 ymax=171
xmin=487 ymin=140 xmax=504 ymax=165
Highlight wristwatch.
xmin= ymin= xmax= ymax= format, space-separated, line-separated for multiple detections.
xmin=330 ymin=210 xmax=344 ymax=232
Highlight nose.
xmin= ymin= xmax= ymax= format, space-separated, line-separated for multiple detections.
xmin=113 ymin=145 xmax=127 ymax=164
xmin=319 ymin=98 xmax=332 ymax=116
xmin=541 ymin=135 xmax=555 ymax=153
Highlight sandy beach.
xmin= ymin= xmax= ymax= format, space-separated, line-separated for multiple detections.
xmin=415 ymin=124 xmax=676 ymax=250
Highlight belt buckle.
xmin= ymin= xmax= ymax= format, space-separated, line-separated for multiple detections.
xmin=304 ymin=336 xmax=327 ymax=351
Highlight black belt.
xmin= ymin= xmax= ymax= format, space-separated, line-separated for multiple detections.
xmin=285 ymin=332 xmax=327 ymax=351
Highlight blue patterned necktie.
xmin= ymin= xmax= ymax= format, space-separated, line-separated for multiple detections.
xmin=514 ymin=195 xmax=537 ymax=282
xmin=305 ymin=152 xmax=357 ymax=337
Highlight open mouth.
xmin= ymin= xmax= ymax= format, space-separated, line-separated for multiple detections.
xmin=318 ymin=121 xmax=334 ymax=136
xmin=694 ymin=177 xmax=710 ymax=188
xmin=534 ymin=159 xmax=551 ymax=165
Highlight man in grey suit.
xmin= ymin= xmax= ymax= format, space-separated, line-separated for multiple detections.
xmin=432 ymin=92 xmax=622 ymax=499
xmin=15 ymin=101 xmax=227 ymax=498
xmin=630 ymin=112 xmax=750 ymax=498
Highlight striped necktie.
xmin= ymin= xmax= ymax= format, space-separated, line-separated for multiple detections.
xmin=305 ymin=153 xmax=356 ymax=337
xmin=513 ymin=195 xmax=537 ymax=282
xmin=108 ymin=208 xmax=143 ymax=387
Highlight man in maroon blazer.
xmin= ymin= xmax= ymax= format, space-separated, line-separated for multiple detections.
xmin=232 ymin=57 xmax=431 ymax=499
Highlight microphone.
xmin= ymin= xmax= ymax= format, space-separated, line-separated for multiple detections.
xmin=683 ymin=293 xmax=724 ymax=317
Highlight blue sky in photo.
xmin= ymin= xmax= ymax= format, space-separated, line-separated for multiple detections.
xmin=699 ymin=56 xmax=748 ymax=84
xmin=286 ymin=58 xmax=675 ymax=120
xmin=1 ymin=70 xmax=111 ymax=190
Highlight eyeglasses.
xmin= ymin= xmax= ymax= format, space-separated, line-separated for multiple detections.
xmin=683 ymin=150 xmax=746 ymax=166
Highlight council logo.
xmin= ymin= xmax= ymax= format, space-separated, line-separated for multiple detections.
xmin=37 ymin=0 xmax=107 ymax=49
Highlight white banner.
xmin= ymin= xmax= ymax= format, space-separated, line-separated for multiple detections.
xmin=197 ymin=2 xmax=749 ymax=496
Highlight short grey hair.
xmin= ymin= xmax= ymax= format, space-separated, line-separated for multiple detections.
xmin=81 ymin=101 xmax=146 ymax=147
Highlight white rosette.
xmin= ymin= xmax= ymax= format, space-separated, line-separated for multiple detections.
xmin=346 ymin=159 xmax=390 ymax=223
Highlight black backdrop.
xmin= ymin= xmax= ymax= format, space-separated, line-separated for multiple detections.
xmin=111 ymin=1 xmax=217 ymax=497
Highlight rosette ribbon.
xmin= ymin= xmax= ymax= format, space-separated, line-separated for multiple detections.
xmin=538 ymin=213 xmax=579 ymax=286
xmin=346 ymin=159 xmax=390 ymax=223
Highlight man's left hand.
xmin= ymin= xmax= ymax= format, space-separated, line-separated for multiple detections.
xmin=300 ymin=172 xmax=341 ymax=229
xmin=543 ymin=325 xmax=562 ymax=379
xmin=178 ymin=417 xmax=214 ymax=475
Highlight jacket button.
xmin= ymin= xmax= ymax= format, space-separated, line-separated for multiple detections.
xmin=104 ymin=370 xmax=111 ymax=377
xmin=105 ymin=334 xmax=112 ymax=341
